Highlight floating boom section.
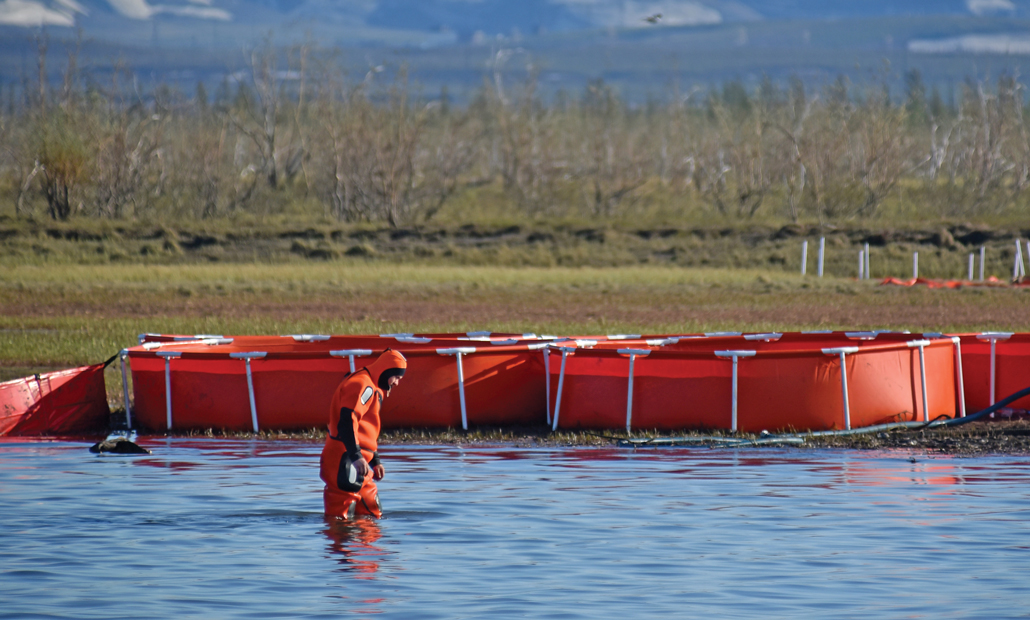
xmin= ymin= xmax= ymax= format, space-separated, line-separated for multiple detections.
xmin=127 ymin=334 xmax=550 ymax=432
xmin=547 ymin=334 xmax=960 ymax=432
xmin=0 ymin=364 xmax=110 ymax=436
xmin=118 ymin=330 xmax=1030 ymax=434
xmin=955 ymin=332 xmax=1030 ymax=411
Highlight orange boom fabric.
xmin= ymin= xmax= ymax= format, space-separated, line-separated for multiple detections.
xmin=0 ymin=364 xmax=110 ymax=437
xmin=957 ymin=333 xmax=1030 ymax=412
xmin=320 ymin=350 xmax=407 ymax=519
xmin=118 ymin=331 xmax=1015 ymax=437
xmin=126 ymin=335 xmax=546 ymax=432
xmin=548 ymin=333 xmax=961 ymax=433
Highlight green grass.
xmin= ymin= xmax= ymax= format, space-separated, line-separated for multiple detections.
xmin=4 ymin=261 xmax=1029 ymax=408
xmin=1 ymin=262 xmax=808 ymax=290
xmin=3 ymin=262 xmax=1027 ymax=356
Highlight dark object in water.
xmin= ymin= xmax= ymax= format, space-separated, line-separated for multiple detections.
xmin=89 ymin=437 xmax=151 ymax=454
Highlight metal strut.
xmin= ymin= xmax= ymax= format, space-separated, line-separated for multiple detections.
xmin=715 ymin=350 xmax=756 ymax=432
xmin=437 ymin=347 xmax=476 ymax=430
xmin=230 ymin=352 xmax=268 ymax=432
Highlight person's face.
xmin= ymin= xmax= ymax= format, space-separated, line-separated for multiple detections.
xmin=385 ymin=374 xmax=402 ymax=396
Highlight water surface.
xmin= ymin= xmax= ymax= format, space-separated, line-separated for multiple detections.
xmin=1 ymin=439 xmax=1027 ymax=619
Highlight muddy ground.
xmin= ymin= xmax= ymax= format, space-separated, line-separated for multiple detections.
xmin=164 ymin=419 xmax=1030 ymax=456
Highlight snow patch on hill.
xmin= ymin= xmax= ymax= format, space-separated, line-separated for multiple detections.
xmin=0 ymin=0 xmax=80 ymax=26
xmin=910 ymin=33 xmax=1030 ymax=54
xmin=106 ymin=0 xmax=229 ymax=19
xmin=0 ymin=0 xmax=229 ymax=25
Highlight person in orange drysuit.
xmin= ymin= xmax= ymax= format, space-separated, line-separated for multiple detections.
xmin=320 ymin=349 xmax=407 ymax=520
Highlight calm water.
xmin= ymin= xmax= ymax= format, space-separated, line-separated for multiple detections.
xmin=1 ymin=440 xmax=1028 ymax=619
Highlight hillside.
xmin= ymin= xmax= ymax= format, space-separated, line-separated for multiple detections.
xmin=3 ymin=1 xmax=1030 ymax=100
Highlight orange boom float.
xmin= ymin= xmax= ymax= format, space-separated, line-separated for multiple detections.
xmin=546 ymin=332 xmax=964 ymax=433
xmin=125 ymin=333 xmax=549 ymax=432
xmin=106 ymin=329 xmax=1030 ymax=436
xmin=954 ymin=332 xmax=1030 ymax=413
xmin=0 ymin=363 xmax=111 ymax=436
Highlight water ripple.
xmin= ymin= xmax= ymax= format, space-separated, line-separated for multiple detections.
xmin=0 ymin=441 xmax=1028 ymax=619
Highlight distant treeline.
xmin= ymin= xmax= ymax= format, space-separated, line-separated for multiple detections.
xmin=2 ymin=42 xmax=1029 ymax=225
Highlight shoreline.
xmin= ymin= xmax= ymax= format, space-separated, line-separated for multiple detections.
xmin=149 ymin=420 xmax=1030 ymax=456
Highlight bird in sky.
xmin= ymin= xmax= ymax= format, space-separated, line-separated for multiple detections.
xmin=644 ymin=13 xmax=662 ymax=24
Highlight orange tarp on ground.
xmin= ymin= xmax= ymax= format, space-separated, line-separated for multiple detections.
xmin=880 ymin=276 xmax=1007 ymax=288
xmin=0 ymin=364 xmax=110 ymax=436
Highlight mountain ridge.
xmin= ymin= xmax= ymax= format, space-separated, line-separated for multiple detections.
xmin=3 ymin=0 xmax=1026 ymax=39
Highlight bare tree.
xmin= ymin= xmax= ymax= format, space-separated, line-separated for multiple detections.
xmin=850 ymin=87 xmax=913 ymax=217
xmin=690 ymin=92 xmax=777 ymax=218
xmin=773 ymin=77 xmax=811 ymax=222
xmin=92 ymin=108 xmax=163 ymax=218
xmin=417 ymin=107 xmax=481 ymax=221
xmin=958 ymin=79 xmax=1013 ymax=200
xmin=489 ymin=70 xmax=562 ymax=213
xmin=576 ymin=80 xmax=649 ymax=216
xmin=31 ymin=109 xmax=90 ymax=220
xmin=314 ymin=72 xmax=470 ymax=226
xmin=225 ymin=39 xmax=307 ymax=190
xmin=7 ymin=53 xmax=1030 ymax=227
xmin=1008 ymin=77 xmax=1030 ymax=195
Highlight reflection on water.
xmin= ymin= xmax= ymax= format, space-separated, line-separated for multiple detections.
xmin=322 ymin=517 xmax=384 ymax=577
xmin=0 ymin=439 xmax=1028 ymax=620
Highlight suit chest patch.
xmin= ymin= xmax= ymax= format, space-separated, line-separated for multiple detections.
xmin=360 ymin=386 xmax=374 ymax=405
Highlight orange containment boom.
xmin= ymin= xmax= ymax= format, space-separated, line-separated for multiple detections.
xmin=126 ymin=333 xmax=552 ymax=433
xmin=546 ymin=333 xmax=963 ymax=433
xmin=0 ymin=363 xmax=111 ymax=437
xmin=114 ymin=330 xmax=1010 ymax=435
xmin=954 ymin=332 xmax=1030 ymax=412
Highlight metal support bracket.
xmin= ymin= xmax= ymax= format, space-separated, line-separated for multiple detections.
xmin=823 ymin=347 xmax=859 ymax=430
xmin=977 ymin=332 xmax=1014 ymax=405
xmin=155 ymin=351 xmax=182 ymax=431
xmin=715 ymin=350 xmax=757 ymax=432
xmin=330 ymin=349 xmax=373 ymax=373
xmin=618 ymin=349 xmax=651 ymax=433
xmin=230 ymin=352 xmax=268 ymax=432
xmin=438 ymin=347 xmax=477 ymax=430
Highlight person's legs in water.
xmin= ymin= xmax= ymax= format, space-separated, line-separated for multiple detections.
xmin=322 ymin=442 xmax=382 ymax=519
xmin=323 ymin=479 xmax=381 ymax=519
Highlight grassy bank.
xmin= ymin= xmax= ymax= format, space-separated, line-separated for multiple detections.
xmin=3 ymin=261 xmax=1029 ymax=402
xmin=3 ymin=216 xmax=1029 ymax=277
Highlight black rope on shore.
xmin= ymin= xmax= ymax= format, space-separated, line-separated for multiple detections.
xmin=940 ymin=385 xmax=1030 ymax=427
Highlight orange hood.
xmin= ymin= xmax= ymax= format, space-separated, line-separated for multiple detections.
xmin=367 ymin=349 xmax=407 ymax=391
